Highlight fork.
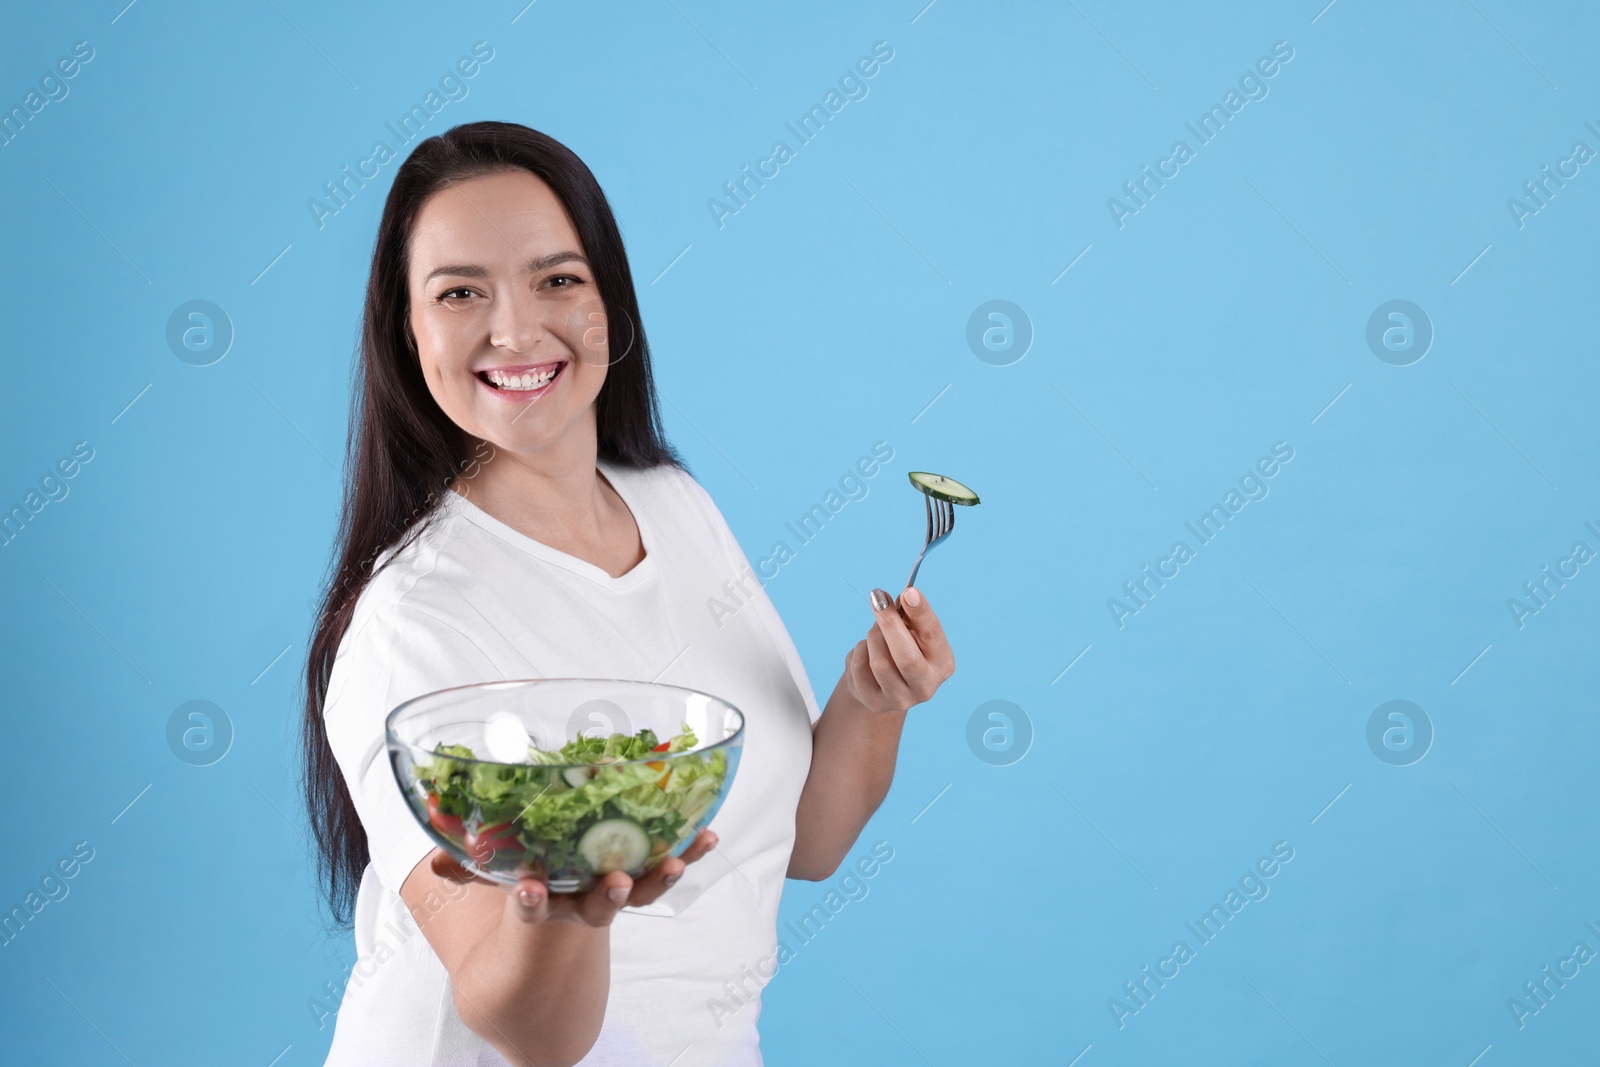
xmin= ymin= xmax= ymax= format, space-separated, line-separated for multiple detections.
xmin=906 ymin=493 xmax=956 ymax=589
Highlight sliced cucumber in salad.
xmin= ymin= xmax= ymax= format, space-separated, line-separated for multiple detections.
xmin=578 ymin=817 xmax=652 ymax=874
xmin=908 ymin=471 xmax=980 ymax=505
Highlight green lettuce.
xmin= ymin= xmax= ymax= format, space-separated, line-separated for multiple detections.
xmin=410 ymin=722 xmax=728 ymax=882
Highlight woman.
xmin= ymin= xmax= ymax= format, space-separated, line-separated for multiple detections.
xmin=301 ymin=121 xmax=955 ymax=1067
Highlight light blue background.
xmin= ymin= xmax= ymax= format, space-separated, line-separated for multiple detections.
xmin=2 ymin=1 xmax=1596 ymax=1064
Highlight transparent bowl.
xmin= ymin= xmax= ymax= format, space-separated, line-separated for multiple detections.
xmin=386 ymin=678 xmax=743 ymax=892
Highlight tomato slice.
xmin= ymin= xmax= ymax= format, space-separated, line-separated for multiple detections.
xmin=464 ymin=821 xmax=521 ymax=863
xmin=647 ymin=740 xmax=672 ymax=771
xmin=426 ymin=794 xmax=464 ymax=838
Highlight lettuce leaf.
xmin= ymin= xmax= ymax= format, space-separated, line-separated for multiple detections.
xmin=413 ymin=723 xmax=725 ymax=879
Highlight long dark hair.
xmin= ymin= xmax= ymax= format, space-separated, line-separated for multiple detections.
xmin=301 ymin=121 xmax=681 ymax=923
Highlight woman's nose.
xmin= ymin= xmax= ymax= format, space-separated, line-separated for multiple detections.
xmin=487 ymin=288 xmax=547 ymax=353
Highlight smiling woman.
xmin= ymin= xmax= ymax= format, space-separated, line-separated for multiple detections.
xmin=404 ymin=168 xmax=634 ymax=543
xmin=299 ymin=121 xmax=955 ymax=1067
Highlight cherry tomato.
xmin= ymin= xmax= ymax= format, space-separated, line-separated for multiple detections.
xmin=464 ymin=821 xmax=521 ymax=864
xmin=426 ymin=794 xmax=464 ymax=838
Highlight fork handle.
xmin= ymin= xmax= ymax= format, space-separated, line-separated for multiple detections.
xmin=906 ymin=493 xmax=935 ymax=588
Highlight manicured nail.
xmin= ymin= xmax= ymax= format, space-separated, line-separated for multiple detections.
xmin=607 ymin=886 xmax=630 ymax=904
xmin=870 ymin=588 xmax=891 ymax=611
xmin=518 ymin=887 xmax=542 ymax=908
xmin=663 ymin=872 xmax=681 ymax=887
xmin=901 ymin=586 xmax=923 ymax=608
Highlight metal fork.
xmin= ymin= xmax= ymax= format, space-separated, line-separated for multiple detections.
xmin=906 ymin=493 xmax=956 ymax=589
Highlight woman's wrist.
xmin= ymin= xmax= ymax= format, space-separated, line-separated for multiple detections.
xmin=486 ymin=902 xmax=609 ymax=977
xmin=453 ymin=909 xmax=610 ymax=1060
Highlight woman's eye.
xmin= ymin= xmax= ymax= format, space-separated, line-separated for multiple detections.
xmin=440 ymin=288 xmax=476 ymax=302
xmin=546 ymin=274 xmax=585 ymax=289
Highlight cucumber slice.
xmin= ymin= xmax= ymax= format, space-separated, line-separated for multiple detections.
xmin=908 ymin=471 xmax=980 ymax=505
xmin=577 ymin=817 xmax=651 ymax=874
xmin=561 ymin=767 xmax=591 ymax=789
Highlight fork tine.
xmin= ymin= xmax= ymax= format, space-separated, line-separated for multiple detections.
xmin=909 ymin=494 xmax=962 ymax=587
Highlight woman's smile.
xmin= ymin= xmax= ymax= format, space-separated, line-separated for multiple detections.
xmin=475 ymin=359 xmax=568 ymax=401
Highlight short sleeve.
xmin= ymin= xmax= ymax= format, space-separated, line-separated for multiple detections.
xmin=669 ymin=467 xmax=825 ymax=725
xmin=322 ymin=601 xmax=505 ymax=894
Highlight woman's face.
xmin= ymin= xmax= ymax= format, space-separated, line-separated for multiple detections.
xmin=406 ymin=168 xmax=612 ymax=461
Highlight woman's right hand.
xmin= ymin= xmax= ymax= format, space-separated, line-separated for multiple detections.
xmin=427 ymin=827 xmax=720 ymax=927
xmin=402 ymin=828 xmax=720 ymax=1063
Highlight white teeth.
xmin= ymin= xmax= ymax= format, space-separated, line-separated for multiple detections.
xmin=486 ymin=366 xmax=558 ymax=390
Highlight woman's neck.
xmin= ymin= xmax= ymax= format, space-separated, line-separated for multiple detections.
xmin=453 ymin=428 xmax=643 ymax=576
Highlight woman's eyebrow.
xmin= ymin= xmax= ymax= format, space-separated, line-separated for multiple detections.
xmin=423 ymin=250 xmax=589 ymax=284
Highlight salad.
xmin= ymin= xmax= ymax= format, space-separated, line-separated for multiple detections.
xmin=411 ymin=722 xmax=728 ymax=890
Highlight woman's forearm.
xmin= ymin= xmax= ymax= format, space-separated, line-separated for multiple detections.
xmin=788 ymin=672 xmax=908 ymax=880
xmin=453 ymin=914 xmax=611 ymax=1067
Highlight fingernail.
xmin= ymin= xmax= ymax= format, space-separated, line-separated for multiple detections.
xmin=663 ymin=872 xmax=681 ymax=887
xmin=902 ymin=586 xmax=923 ymax=608
xmin=607 ymin=886 xmax=630 ymax=904
xmin=870 ymin=588 xmax=891 ymax=611
xmin=518 ymin=887 xmax=542 ymax=908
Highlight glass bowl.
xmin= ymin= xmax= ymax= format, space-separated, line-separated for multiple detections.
xmin=386 ymin=678 xmax=743 ymax=892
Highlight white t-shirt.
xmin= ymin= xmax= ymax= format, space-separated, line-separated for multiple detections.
xmin=321 ymin=458 xmax=822 ymax=1067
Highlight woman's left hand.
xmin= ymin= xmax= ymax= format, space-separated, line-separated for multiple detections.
xmin=845 ymin=586 xmax=956 ymax=713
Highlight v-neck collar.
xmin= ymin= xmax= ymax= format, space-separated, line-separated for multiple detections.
xmin=439 ymin=458 xmax=658 ymax=592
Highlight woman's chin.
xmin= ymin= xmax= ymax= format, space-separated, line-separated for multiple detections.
xmin=469 ymin=416 xmax=582 ymax=462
